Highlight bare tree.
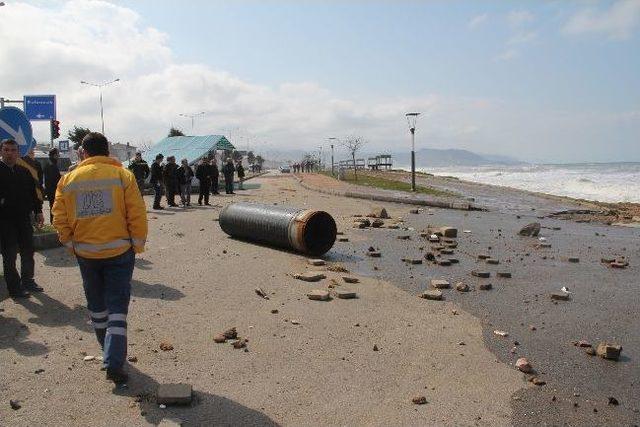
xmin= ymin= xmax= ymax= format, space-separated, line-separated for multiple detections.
xmin=341 ymin=135 xmax=367 ymax=181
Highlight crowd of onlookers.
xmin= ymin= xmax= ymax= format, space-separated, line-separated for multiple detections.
xmin=127 ymin=153 xmax=249 ymax=209
xmin=291 ymin=160 xmax=318 ymax=173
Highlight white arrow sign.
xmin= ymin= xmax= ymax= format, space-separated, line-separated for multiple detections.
xmin=0 ymin=117 xmax=28 ymax=146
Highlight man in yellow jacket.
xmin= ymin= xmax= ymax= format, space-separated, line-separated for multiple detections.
xmin=53 ymin=132 xmax=147 ymax=384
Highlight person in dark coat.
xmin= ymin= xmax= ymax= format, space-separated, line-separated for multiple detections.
xmin=211 ymin=158 xmax=220 ymax=195
xmin=195 ymin=158 xmax=213 ymax=205
xmin=236 ymin=160 xmax=245 ymax=190
xmin=149 ymin=153 xmax=164 ymax=209
xmin=43 ymin=148 xmax=61 ymax=224
xmin=162 ymin=156 xmax=179 ymax=207
xmin=176 ymin=158 xmax=194 ymax=207
xmin=0 ymin=139 xmax=44 ymax=298
xmin=127 ymin=152 xmax=150 ymax=194
xmin=222 ymin=158 xmax=235 ymax=195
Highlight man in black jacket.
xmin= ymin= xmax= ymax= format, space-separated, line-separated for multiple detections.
xmin=162 ymin=156 xmax=179 ymax=207
xmin=195 ymin=158 xmax=213 ymax=205
xmin=0 ymin=139 xmax=44 ymax=298
xmin=43 ymin=148 xmax=61 ymax=224
xmin=149 ymin=154 xmax=164 ymax=210
xmin=222 ymin=158 xmax=236 ymax=195
xmin=128 ymin=152 xmax=150 ymax=194
xmin=211 ymin=158 xmax=220 ymax=195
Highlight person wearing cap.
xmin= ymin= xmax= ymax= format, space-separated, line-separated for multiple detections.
xmin=127 ymin=152 xmax=150 ymax=194
xmin=0 ymin=139 xmax=44 ymax=298
xmin=52 ymin=132 xmax=147 ymax=384
xmin=222 ymin=158 xmax=236 ymax=195
xmin=149 ymin=153 xmax=164 ymax=210
xmin=43 ymin=148 xmax=62 ymax=224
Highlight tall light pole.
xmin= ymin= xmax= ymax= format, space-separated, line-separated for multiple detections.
xmin=406 ymin=112 xmax=421 ymax=192
xmin=328 ymin=137 xmax=338 ymax=176
xmin=80 ymin=78 xmax=120 ymax=135
xmin=179 ymin=111 xmax=205 ymax=133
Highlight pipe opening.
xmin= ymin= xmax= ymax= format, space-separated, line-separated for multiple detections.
xmin=301 ymin=211 xmax=337 ymax=256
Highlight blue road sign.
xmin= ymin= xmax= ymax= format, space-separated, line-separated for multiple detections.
xmin=24 ymin=95 xmax=56 ymax=121
xmin=59 ymin=140 xmax=69 ymax=152
xmin=0 ymin=106 xmax=35 ymax=157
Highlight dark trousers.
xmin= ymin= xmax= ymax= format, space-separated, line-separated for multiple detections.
xmin=47 ymin=194 xmax=55 ymax=224
xmin=211 ymin=177 xmax=219 ymax=195
xmin=224 ymin=175 xmax=234 ymax=194
xmin=0 ymin=217 xmax=35 ymax=294
xmin=76 ymin=248 xmax=134 ymax=369
xmin=136 ymin=178 xmax=145 ymax=195
xmin=152 ymin=182 xmax=163 ymax=208
xmin=165 ymin=181 xmax=177 ymax=206
xmin=198 ymin=179 xmax=210 ymax=204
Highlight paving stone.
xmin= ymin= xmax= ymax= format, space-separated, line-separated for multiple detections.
xmin=471 ymin=270 xmax=491 ymax=278
xmin=157 ymin=384 xmax=193 ymax=405
xmin=420 ymin=290 xmax=443 ymax=301
xmin=307 ymin=290 xmax=330 ymax=301
xmin=596 ymin=343 xmax=622 ymax=360
xmin=431 ymin=279 xmax=450 ymax=289
xmin=335 ymin=289 xmax=357 ymax=299
xmin=294 ymin=272 xmax=326 ymax=282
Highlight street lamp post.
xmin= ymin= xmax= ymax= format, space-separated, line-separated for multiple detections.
xmin=80 ymin=78 xmax=120 ymax=135
xmin=328 ymin=137 xmax=338 ymax=176
xmin=179 ymin=111 xmax=206 ymax=132
xmin=405 ymin=112 xmax=421 ymax=191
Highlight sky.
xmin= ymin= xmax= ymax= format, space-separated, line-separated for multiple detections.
xmin=1 ymin=0 xmax=639 ymax=163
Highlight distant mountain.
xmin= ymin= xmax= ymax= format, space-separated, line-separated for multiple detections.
xmin=392 ymin=148 xmax=523 ymax=167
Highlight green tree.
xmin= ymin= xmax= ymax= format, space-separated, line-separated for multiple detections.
xmin=247 ymin=151 xmax=256 ymax=165
xmin=232 ymin=150 xmax=243 ymax=162
xmin=255 ymin=155 xmax=264 ymax=166
xmin=168 ymin=127 xmax=185 ymax=137
xmin=68 ymin=126 xmax=92 ymax=150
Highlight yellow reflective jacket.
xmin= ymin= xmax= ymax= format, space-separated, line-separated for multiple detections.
xmin=52 ymin=156 xmax=148 ymax=259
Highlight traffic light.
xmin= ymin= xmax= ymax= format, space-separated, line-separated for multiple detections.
xmin=50 ymin=119 xmax=60 ymax=139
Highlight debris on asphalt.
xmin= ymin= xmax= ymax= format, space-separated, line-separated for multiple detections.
xmin=412 ymin=396 xmax=428 ymax=405
xmin=307 ymin=290 xmax=330 ymax=301
xmin=10 ymin=400 xmax=21 ymax=410
xmin=294 ymin=272 xmax=327 ymax=282
xmin=157 ymin=383 xmax=193 ymax=405
xmin=367 ymin=251 xmax=382 ymax=258
xmin=327 ymin=264 xmax=349 ymax=273
xmin=83 ymin=355 xmax=95 ymax=361
xmin=402 ymin=258 xmax=422 ymax=265
xmin=232 ymin=340 xmax=246 ymax=349
xmin=420 ymin=290 xmax=443 ymax=301
xmin=159 ymin=341 xmax=174 ymax=351
xmin=608 ymin=397 xmax=619 ymax=406
xmin=373 ymin=344 xmax=379 ymax=351
xmin=371 ymin=219 xmax=385 ymax=228
xmin=515 ymin=357 xmax=533 ymax=373
xmin=519 ymin=223 xmax=541 ymax=237
xmin=127 ymin=356 xmax=138 ymax=363
xmin=486 ymin=258 xmax=500 ymax=265
xmin=568 ymin=257 xmax=580 ymax=263
xmin=596 ymin=343 xmax=622 ymax=360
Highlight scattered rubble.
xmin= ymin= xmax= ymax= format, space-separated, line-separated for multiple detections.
xmin=223 ymin=328 xmax=238 ymax=340
xmin=519 ymin=223 xmax=541 ymax=237
xmin=515 ymin=357 xmax=533 ymax=373
xmin=307 ymin=290 xmax=330 ymax=301
xmin=486 ymin=258 xmax=500 ymax=265
xmin=493 ymin=330 xmax=509 ymax=337
xmin=596 ymin=343 xmax=622 ymax=361
xmin=294 ymin=272 xmax=327 ymax=282
xmin=371 ymin=219 xmax=385 ymax=228
xmin=402 ymin=258 xmax=422 ymax=265
xmin=420 ymin=290 xmax=443 ymax=301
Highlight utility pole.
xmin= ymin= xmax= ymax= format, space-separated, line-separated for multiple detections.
xmin=328 ymin=137 xmax=338 ymax=176
xmin=179 ymin=111 xmax=205 ymax=132
xmin=81 ymin=78 xmax=120 ymax=135
xmin=406 ymin=112 xmax=421 ymax=191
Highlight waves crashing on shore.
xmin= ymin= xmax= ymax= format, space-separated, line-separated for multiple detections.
xmin=421 ymin=163 xmax=640 ymax=204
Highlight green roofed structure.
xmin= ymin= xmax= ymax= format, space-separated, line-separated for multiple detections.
xmin=141 ymin=135 xmax=235 ymax=166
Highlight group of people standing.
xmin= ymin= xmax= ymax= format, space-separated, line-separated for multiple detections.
xmin=292 ymin=161 xmax=314 ymax=173
xmin=128 ymin=153 xmax=246 ymax=210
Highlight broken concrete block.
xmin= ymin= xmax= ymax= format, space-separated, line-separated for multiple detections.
xmin=371 ymin=219 xmax=385 ymax=228
xmin=367 ymin=251 xmax=381 ymax=258
xmin=439 ymin=227 xmax=458 ymax=238
xmin=550 ymin=292 xmax=570 ymax=301
xmin=342 ymin=276 xmax=360 ymax=284
xmin=596 ymin=343 xmax=622 ymax=360
xmin=519 ymin=223 xmax=541 ymax=237
xmin=294 ymin=272 xmax=327 ymax=282
xmin=437 ymin=259 xmax=452 ymax=266
xmin=307 ymin=290 xmax=330 ymax=301
xmin=515 ymin=357 xmax=533 ymax=373
xmin=308 ymin=259 xmax=326 ymax=266
xmin=471 ymin=271 xmax=491 ymax=278
xmin=486 ymin=258 xmax=500 ymax=265
xmin=430 ymin=279 xmax=450 ymax=289
xmin=157 ymin=384 xmax=193 ymax=405
xmin=335 ymin=290 xmax=357 ymax=299
xmin=368 ymin=206 xmax=390 ymax=219
xmin=478 ymin=283 xmax=493 ymax=290
xmin=497 ymin=272 xmax=512 ymax=278
xmin=455 ymin=282 xmax=469 ymax=292
xmin=420 ymin=290 xmax=443 ymax=301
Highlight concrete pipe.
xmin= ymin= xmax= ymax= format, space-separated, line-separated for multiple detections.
xmin=219 ymin=202 xmax=337 ymax=256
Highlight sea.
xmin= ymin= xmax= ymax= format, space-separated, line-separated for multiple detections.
xmin=419 ymin=163 xmax=640 ymax=204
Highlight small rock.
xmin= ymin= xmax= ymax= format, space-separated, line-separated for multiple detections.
xmin=585 ymin=347 xmax=596 ymax=356
xmin=270 ymin=309 xmax=279 ymax=314
xmin=412 ymin=396 xmax=427 ymax=405
xmin=493 ymin=330 xmax=509 ymax=337
xmin=471 ymin=271 xmax=491 ymax=278
xmin=596 ymin=343 xmax=622 ymax=360
xmin=294 ymin=272 xmax=327 ymax=282
xmin=402 ymin=258 xmax=423 ymax=265
xmin=371 ymin=219 xmax=385 ymax=228
xmin=307 ymin=290 xmax=330 ymax=301
xmin=369 ymin=207 xmax=390 ymax=219
xmin=550 ymin=292 xmax=570 ymax=301
xmin=367 ymin=251 xmax=381 ymax=258
xmin=532 ymin=378 xmax=546 ymax=386
xmin=576 ymin=340 xmax=592 ymax=348
xmin=409 ymin=209 xmax=420 ymax=214
xmin=10 ymin=400 xmax=21 ymax=410
xmin=338 ymin=237 xmax=349 ymax=242
xmin=431 ymin=279 xmax=450 ymax=289
xmin=335 ymin=290 xmax=357 ymax=299
xmin=83 ymin=355 xmax=95 ymax=361
xmin=373 ymin=344 xmax=379 ymax=351
xmin=213 ymin=334 xmax=226 ymax=343
xmin=437 ymin=259 xmax=452 ymax=266
xmin=497 ymin=272 xmax=512 ymax=278
xmin=397 ymin=235 xmax=411 ymax=240
xmin=477 ymin=254 xmax=491 ymax=260
xmin=223 ymin=328 xmax=238 ymax=340
xmin=608 ymin=397 xmax=619 ymax=406
xmin=127 ymin=356 xmax=138 ymax=363
xmin=342 ymin=276 xmax=360 ymax=284
xmin=519 ymin=223 xmax=541 ymax=237
xmin=424 ymin=252 xmax=436 ymax=262
xmin=455 ymin=282 xmax=470 ymax=292
xmin=159 ymin=341 xmax=174 ymax=351
xmin=308 ymin=259 xmax=326 ymax=266
xmin=254 ymin=287 xmax=269 ymax=299
xmin=232 ymin=340 xmax=246 ymax=349
xmin=515 ymin=357 xmax=533 ymax=373
xmin=34 ymin=368 xmax=45 ymax=374
xmin=486 ymin=258 xmax=500 ymax=265
xmin=478 ymin=283 xmax=493 ymax=290
xmin=420 ymin=290 xmax=443 ymax=301
xmin=439 ymin=248 xmax=454 ymax=255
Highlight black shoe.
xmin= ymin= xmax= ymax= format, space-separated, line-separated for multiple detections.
xmin=205 ymin=202 xmax=211 ymax=206
xmin=153 ymin=206 xmax=165 ymax=210
xmin=106 ymin=367 xmax=128 ymax=384
xmin=9 ymin=289 xmax=31 ymax=299
xmin=23 ymin=281 xmax=44 ymax=292
xmin=198 ymin=202 xmax=202 ymax=206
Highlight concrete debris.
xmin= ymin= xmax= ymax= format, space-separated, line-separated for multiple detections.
xmin=596 ymin=343 xmax=622 ymax=361
xmin=515 ymin=357 xmax=533 ymax=373
xmin=574 ymin=340 xmax=592 ymax=347
xmin=342 ymin=276 xmax=360 ymax=284
xmin=424 ymin=252 xmax=436 ymax=262
xmin=428 ymin=235 xmax=440 ymax=242
xmin=213 ymin=334 xmax=226 ymax=343
xmin=431 ymin=279 xmax=450 ymax=289
xmin=308 ymin=259 xmax=326 ymax=266
xmin=307 ymin=290 xmax=330 ymax=301
xmin=368 ymin=207 xmax=390 ymax=219
xmin=585 ymin=347 xmax=596 ymax=356
xmin=412 ymin=396 xmax=428 ymax=405
xmin=550 ymin=292 xmax=570 ymax=301
xmin=255 ymin=288 xmax=269 ymax=299
xmin=497 ymin=272 xmax=512 ymax=278
xmin=157 ymin=384 xmax=193 ymax=405
xmin=371 ymin=219 xmax=385 ymax=228
xmin=223 ymin=328 xmax=238 ymax=340
xmin=439 ymin=227 xmax=458 ymax=238
xmin=478 ymin=283 xmax=493 ymax=290
xmin=159 ymin=341 xmax=174 ymax=351
xmin=440 ymin=248 xmax=454 ymax=255
xmin=420 ymin=290 xmax=443 ymax=301
xmin=335 ymin=290 xmax=357 ymax=299
xmin=471 ymin=271 xmax=491 ymax=278
xmin=486 ymin=258 xmax=500 ymax=265
xmin=449 ymin=258 xmax=460 ymax=264
xmin=493 ymin=330 xmax=509 ymax=337
xmin=519 ymin=223 xmax=541 ymax=237
xmin=294 ymin=272 xmax=327 ymax=282
xmin=455 ymin=282 xmax=470 ymax=292
xmin=537 ymin=243 xmax=552 ymax=249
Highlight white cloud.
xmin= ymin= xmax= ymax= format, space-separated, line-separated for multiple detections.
xmin=507 ymin=10 xmax=535 ymax=28
xmin=563 ymin=0 xmax=640 ymax=40
xmin=468 ymin=13 xmax=488 ymax=30
xmin=507 ymin=31 xmax=538 ymax=46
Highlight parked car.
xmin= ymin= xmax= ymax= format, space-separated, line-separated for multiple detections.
xmin=280 ymin=166 xmax=291 ymax=173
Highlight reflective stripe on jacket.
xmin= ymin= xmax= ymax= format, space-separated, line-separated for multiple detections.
xmin=52 ymin=156 xmax=148 ymax=259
